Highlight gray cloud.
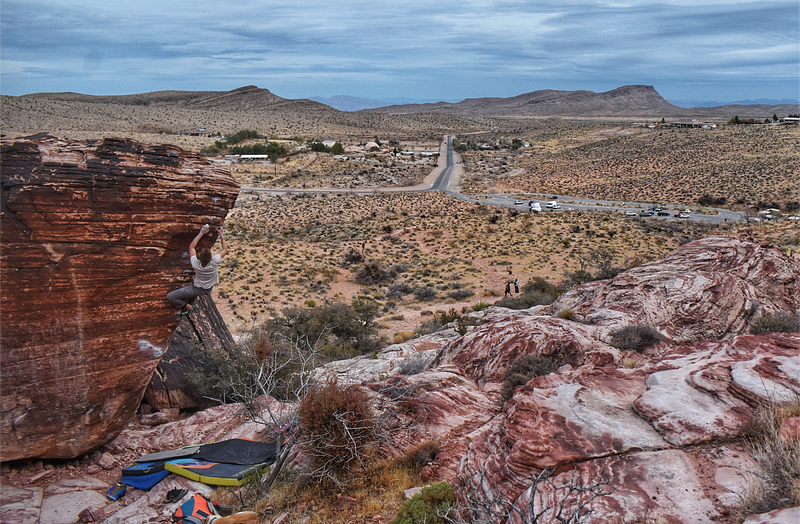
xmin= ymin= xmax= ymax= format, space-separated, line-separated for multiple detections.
xmin=1 ymin=0 xmax=797 ymax=102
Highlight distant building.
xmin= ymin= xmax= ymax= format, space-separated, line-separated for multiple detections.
xmin=669 ymin=121 xmax=716 ymax=129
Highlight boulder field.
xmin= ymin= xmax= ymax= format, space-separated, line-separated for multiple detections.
xmin=0 ymin=134 xmax=239 ymax=461
xmin=321 ymin=235 xmax=800 ymax=522
xmin=72 ymin=235 xmax=798 ymax=523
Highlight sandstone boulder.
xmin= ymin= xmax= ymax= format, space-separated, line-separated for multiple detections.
xmin=1 ymin=134 xmax=239 ymax=460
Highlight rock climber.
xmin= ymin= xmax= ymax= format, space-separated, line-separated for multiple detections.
xmin=167 ymin=224 xmax=227 ymax=315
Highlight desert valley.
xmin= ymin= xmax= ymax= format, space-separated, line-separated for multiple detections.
xmin=1 ymin=85 xmax=799 ymax=524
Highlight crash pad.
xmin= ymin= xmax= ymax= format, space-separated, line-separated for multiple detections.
xmin=165 ymin=459 xmax=270 ymax=486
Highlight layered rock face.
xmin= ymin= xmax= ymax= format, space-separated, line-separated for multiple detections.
xmin=0 ymin=134 xmax=239 ymax=460
xmin=144 ymin=294 xmax=236 ymax=411
xmin=318 ymin=236 xmax=799 ymax=522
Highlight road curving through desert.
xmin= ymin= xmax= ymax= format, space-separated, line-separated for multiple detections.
xmin=240 ymin=135 xmax=743 ymax=224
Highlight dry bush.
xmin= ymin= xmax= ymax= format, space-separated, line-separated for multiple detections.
xmin=298 ymin=379 xmax=382 ymax=485
xmin=393 ymin=440 xmax=441 ymax=472
xmin=735 ymin=397 xmax=800 ymax=520
xmin=749 ymin=311 xmax=800 ymax=335
xmin=501 ymin=353 xmax=562 ymax=404
xmin=393 ymin=331 xmax=415 ymax=344
xmin=609 ymin=325 xmax=663 ymax=353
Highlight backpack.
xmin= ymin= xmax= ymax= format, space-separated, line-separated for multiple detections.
xmin=172 ymin=494 xmax=218 ymax=524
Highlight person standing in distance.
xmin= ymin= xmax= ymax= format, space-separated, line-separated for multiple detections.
xmin=167 ymin=224 xmax=227 ymax=315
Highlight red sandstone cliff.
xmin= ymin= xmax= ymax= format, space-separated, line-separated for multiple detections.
xmin=0 ymin=134 xmax=239 ymax=460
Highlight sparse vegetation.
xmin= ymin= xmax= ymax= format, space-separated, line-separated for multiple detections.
xmin=389 ymin=482 xmax=456 ymax=524
xmin=609 ymin=324 xmax=663 ymax=352
xmin=749 ymin=311 xmax=800 ymax=335
xmin=735 ymin=397 xmax=800 ymax=520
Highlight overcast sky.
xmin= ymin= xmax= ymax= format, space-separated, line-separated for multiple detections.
xmin=1 ymin=0 xmax=798 ymax=105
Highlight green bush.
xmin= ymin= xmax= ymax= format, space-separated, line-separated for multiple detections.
xmin=471 ymin=301 xmax=490 ymax=311
xmin=265 ymin=301 xmax=382 ymax=360
xmin=749 ymin=312 xmax=800 ymax=335
xmin=610 ymin=325 xmax=663 ymax=352
xmin=389 ymin=482 xmax=456 ymax=524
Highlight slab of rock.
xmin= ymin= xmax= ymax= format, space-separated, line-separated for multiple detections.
xmin=1 ymin=134 xmax=239 ymax=460
xmin=40 ymin=490 xmax=109 ymax=524
xmin=44 ymin=477 xmax=109 ymax=495
xmin=0 ymin=485 xmax=43 ymax=524
xmin=742 ymin=506 xmax=800 ymax=524
xmin=548 ymin=236 xmax=800 ymax=343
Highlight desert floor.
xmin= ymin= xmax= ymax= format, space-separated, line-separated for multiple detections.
xmin=214 ymin=190 xmax=799 ymax=339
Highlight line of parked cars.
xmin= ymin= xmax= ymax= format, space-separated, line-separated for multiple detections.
xmin=627 ymin=207 xmax=691 ymax=219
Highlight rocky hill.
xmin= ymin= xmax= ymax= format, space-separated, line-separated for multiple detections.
xmin=367 ymin=85 xmax=799 ymax=118
xmin=0 ymin=134 xmax=239 ymax=460
xmin=367 ymin=85 xmax=678 ymax=116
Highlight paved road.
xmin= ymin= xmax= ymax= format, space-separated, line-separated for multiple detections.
xmin=241 ymin=135 xmax=743 ymax=224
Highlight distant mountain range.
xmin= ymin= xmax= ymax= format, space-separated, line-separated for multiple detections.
xmin=672 ymin=98 xmax=800 ymax=108
xmin=11 ymin=85 xmax=798 ymax=120
xmin=309 ymin=95 xmax=456 ymax=112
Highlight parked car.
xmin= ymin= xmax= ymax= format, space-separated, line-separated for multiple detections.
xmin=639 ymin=210 xmax=654 ymax=217
xmin=514 ymin=200 xmax=524 ymax=205
xmin=678 ymin=212 xmax=690 ymax=218
xmin=674 ymin=212 xmax=682 ymax=217
xmin=624 ymin=211 xmax=638 ymax=217
xmin=789 ymin=215 xmax=799 ymax=221
xmin=530 ymin=202 xmax=542 ymax=212
xmin=657 ymin=211 xmax=670 ymax=216
xmin=546 ymin=201 xmax=561 ymax=209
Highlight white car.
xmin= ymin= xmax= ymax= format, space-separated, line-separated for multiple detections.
xmin=788 ymin=215 xmax=799 ymax=221
xmin=514 ymin=200 xmax=524 ymax=205
xmin=624 ymin=211 xmax=637 ymax=217
xmin=546 ymin=201 xmax=561 ymax=209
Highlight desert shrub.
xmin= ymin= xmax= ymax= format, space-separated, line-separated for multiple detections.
xmin=494 ymin=290 xmax=554 ymax=310
xmin=394 ymin=440 xmax=440 ymax=472
xmin=749 ymin=311 xmax=800 ymax=335
xmin=697 ymin=194 xmax=727 ymax=206
xmin=354 ymin=262 xmax=396 ymax=285
xmin=734 ymin=398 xmax=800 ymax=520
xmin=298 ymin=379 xmax=380 ymax=483
xmin=556 ymin=308 xmax=576 ymax=321
xmin=342 ymin=249 xmax=364 ymax=267
xmin=413 ymin=286 xmax=438 ymax=301
xmin=415 ymin=308 xmax=463 ymax=336
xmin=389 ymin=482 xmax=456 ymax=524
xmin=393 ymin=331 xmax=415 ymax=345
xmin=471 ymin=301 xmax=490 ymax=311
xmin=386 ymin=282 xmax=414 ymax=299
xmin=447 ymin=288 xmax=475 ymax=300
xmin=500 ymin=353 xmax=562 ymax=403
xmin=609 ymin=325 xmax=663 ymax=352
xmin=398 ymin=353 xmax=432 ymax=375
xmin=265 ymin=301 xmax=381 ymax=360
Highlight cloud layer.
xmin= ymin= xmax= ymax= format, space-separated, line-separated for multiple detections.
xmin=2 ymin=0 xmax=798 ymax=103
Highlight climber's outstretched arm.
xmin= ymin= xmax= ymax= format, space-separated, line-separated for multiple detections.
xmin=188 ymin=224 xmax=210 ymax=258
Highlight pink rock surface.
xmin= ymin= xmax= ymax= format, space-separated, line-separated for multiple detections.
xmin=548 ymin=236 xmax=800 ymax=343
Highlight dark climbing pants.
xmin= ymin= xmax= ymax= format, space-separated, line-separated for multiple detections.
xmin=166 ymin=284 xmax=211 ymax=308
